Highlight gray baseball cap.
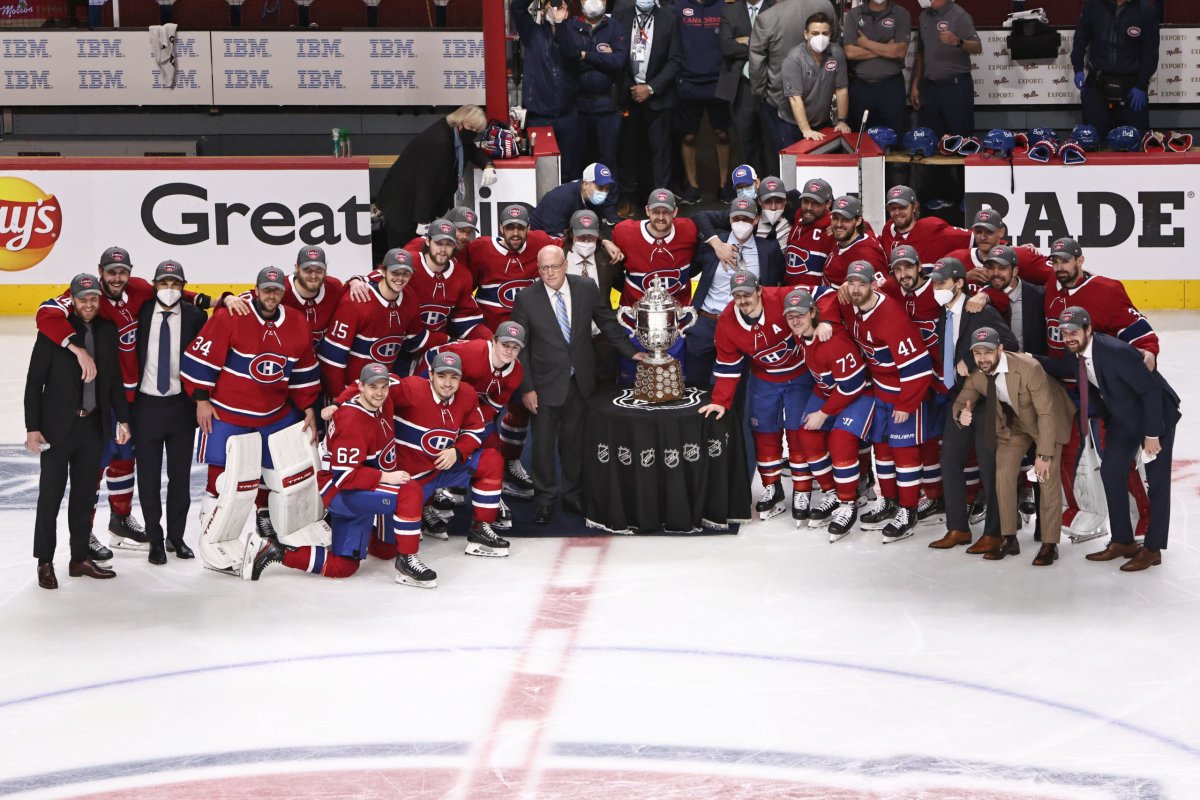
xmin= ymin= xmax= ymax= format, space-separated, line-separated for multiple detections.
xmin=830 ymin=195 xmax=862 ymax=219
xmin=99 ymin=246 xmax=132 ymax=271
xmin=382 ymin=248 xmax=414 ymax=273
xmin=970 ymin=326 xmax=1002 ymax=350
xmin=729 ymin=196 xmax=758 ymax=220
xmin=429 ymin=218 xmax=457 ymax=243
xmin=844 ymin=260 xmax=876 ymax=283
xmin=889 ymin=244 xmax=919 ymax=266
xmin=500 ymin=204 xmax=530 ymax=228
xmin=799 ymin=178 xmax=833 ymax=203
xmin=972 ymin=208 xmax=1004 ymax=231
xmin=495 ymin=320 xmax=527 ymax=347
xmin=153 ymin=259 xmax=186 ymax=283
xmin=1050 ymin=237 xmax=1083 ymax=259
xmin=729 ymin=270 xmax=760 ymax=295
xmin=647 ymin=187 xmax=676 ymax=211
xmin=70 ymin=273 xmax=103 ymax=298
xmin=256 ymin=266 xmax=287 ymax=291
xmin=1059 ymin=306 xmax=1092 ymax=332
xmin=450 ymin=206 xmax=480 ymax=233
xmin=985 ymin=244 xmax=1017 ymax=267
xmin=782 ymin=288 xmax=815 ymax=315
xmin=570 ymin=209 xmax=601 ymax=238
xmin=758 ymin=176 xmax=787 ymax=201
xmin=929 ymin=257 xmax=966 ymax=282
xmin=885 ymin=185 xmax=918 ymax=207
xmin=297 ymin=245 xmax=327 ymax=269
xmin=430 ymin=350 xmax=464 ymax=376
xmin=359 ymin=362 xmax=391 ymax=385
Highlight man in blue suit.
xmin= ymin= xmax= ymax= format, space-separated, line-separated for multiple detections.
xmin=1041 ymin=306 xmax=1180 ymax=572
xmin=685 ymin=196 xmax=783 ymax=387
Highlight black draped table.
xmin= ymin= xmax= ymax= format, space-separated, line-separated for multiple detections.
xmin=582 ymin=387 xmax=752 ymax=534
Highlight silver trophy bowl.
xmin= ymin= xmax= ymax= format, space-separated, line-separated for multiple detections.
xmin=618 ymin=277 xmax=696 ymax=366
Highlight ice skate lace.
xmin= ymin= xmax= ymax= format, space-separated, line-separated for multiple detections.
xmin=832 ymin=503 xmax=855 ymax=526
xmin=507 ymin=460 xmax=532 ymax=481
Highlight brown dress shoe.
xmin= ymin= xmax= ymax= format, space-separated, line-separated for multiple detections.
xmin=1119 ymin=547 xmax=1161 ymax=572
xmin=929 ymin=530 xmax=972 ymax=549
xmin=1085 ymin=541 xmax=1141 ymax=562
xmin=982 ymin=535 xmax=1020 ymax=561
xmin=966 ymin=534 xmax=1002 ymax=555
xmin=1032 ymin=543 xmax=1058 ymax=566
xmin=37 ymin=562 xmax=58 ymax=590
xmin=68 ymin=559 xmax=116 ymax=579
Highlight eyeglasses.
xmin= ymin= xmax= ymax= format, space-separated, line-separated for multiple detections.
xmin=538 ymin=262 xmax=566 ymax=272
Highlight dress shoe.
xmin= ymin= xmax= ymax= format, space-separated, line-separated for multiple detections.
xmin=966 ymin=534 xmax=1002 ymax=555
xmin=1119 ymin=546 xmax=1161 ymax=572
xmin=68 ymin=559 xmax=116 ymax=579
xmin=928 ymin=530 xmax=972 ymax=549
xmin=168 ymin=540 xmax=195 ymax=559
xmin=148 ymin=542 xmax=167 ymax=565
xmin=534 ymin=506 xmax=553 ymax=524
xmin=1032 ymin=543 xmax=1058 ymax=566
xmin=37 ymin=562 xmax=58 ymax=590
xmin=982 ymin=535 xmax=1020 ymax=560
xmin=1085 ymin=541 xmax=1141 ymax=562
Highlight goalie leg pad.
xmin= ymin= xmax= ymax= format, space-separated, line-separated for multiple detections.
xmin=198 ymin=433 xmax=262 ymax=573
xmin=262 ymin=422 xmax=332 ymax=548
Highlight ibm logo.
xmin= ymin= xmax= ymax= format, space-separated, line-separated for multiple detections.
xmin=223 ymin=38 xmax=270 ymax=58
xmin=297 ymin=69 xmax=343 ymax=89
xmin=3 ymin=39 xmax=49 ymax=58
xmin=224 ymin=69 xmax=272 ymax=89
xmin=296 ymin=38 xmax=343 ymax=58
xmin=176 ymin=37 xmax=198 ymax=58
xmin=77 ymin=69 xmax=125 ymax=89
xmin=370 ymin=70 xmax=417 ymax=90
xmin=76 ymin=38 xmax=123 ymax=58
xmin=443 ymin=69 xmax=484 ymax=90
xmin=153 ymin=69 xmax=198 ymax=89
xmin=442 ymin=38 xmax=484 ymax=59
xmin=369 ymin=39 xmax=416 ymax=58
xmin=4 ymin=69 xmax=51 ymax=89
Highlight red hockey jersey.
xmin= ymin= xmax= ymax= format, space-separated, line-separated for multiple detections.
xmin=612 ymin=218 xmax=698 ymax=306
xmin=463 ymin=231 xmax=561 ymax=330
xmin=711 ymin=286 xmax=812 ymax=408
xmin=824 ymin=232 xmax=888 ymax=288
xmin=388 ymin=376 xmax=487 ymax=481
xmin=424 ymin=339 xmax=523 ymax=426
xmin=848 ymin=291 xmax=933 ymax=414
xmin=318 ymin=393 xmax=398 ymax=503
xmin=880 ymin=217 xmax=971 ymax=263
xmin=1043 ymin=272 xmax=1158 ymax=359
xmin=799 ymin=327 xmax=870 ymax=416
xmin=783 ymin=213 xmax=835 ymax=288
xmin=317 ymin=283 xmax=441 ymax=396
xmin=880 ymin=275 xmax=942 ymax=363
xmin=181 ymin=304 xmax=321 ymax=427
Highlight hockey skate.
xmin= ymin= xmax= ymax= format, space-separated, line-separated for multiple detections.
xmin=421 ymin=505 xmax=450 ymax=541
xmin=881 ymin=506 xmax=916 ymax=543
xmin=806 ymin=493 xmax=839 ymax=528
xmin=791 ymin=488 xmax=811 ymax=522
xmin=827 ymin=502 xmax=858 ymax=542
xmin=466 ymin=520 xmax=510 ymax=557
xmin=756 ymin=483 xmax=786 ymax=520
xmin=108 ymin=514 xmax=150 ymax=551
xmin=916 ymin=496 xmax=946 ymax=527
xmin=502 ymin=459 xmax=535 ymax=499
xmin=859 ymin=498 xmax=898 ymax=531
xmin=88 ymin=533 xmax=114 ymax=562
xmin=493 ymin=498 xmax=513 ymax=531
xmin=395 ymin=553 xmax=438 ymax=588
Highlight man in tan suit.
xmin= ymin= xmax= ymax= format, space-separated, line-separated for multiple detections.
xmin=953 ymin=327 xmax=1074 ymax=566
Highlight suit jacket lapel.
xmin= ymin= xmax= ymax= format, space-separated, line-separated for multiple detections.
xmin=1004 ymin=364 xmax=1022 ymax=423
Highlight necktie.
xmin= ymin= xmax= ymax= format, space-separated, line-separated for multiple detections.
xmin=81 ymin=323 xmax=96 ymax=414
xmin=942 ymin=309 xmax=955 ymax=390
xmin=157 ymin=310 xmax=172 ymax=395
xmin=1077 ymin=357 xmax=1090 ymax=443
xmin=580 ymin=258 xmax=591 ymax=278
xmin=555 ymin=291 xmax=571 ymax=345
xmin=981 ymin=373 xmax=998 ymax=451
xmin=742 ymin=6 xmax=758 ymax=79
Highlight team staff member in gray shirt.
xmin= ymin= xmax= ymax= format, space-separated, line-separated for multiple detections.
xmin=748 ymin=0 xmax=838 ymax=156
xmin=843 ymin=0 xmax=911 ymax=139
xmin=779 ymin=12 xmax=850 ymax=144
xmin=908 ymin=0 xmax=981 ymax=139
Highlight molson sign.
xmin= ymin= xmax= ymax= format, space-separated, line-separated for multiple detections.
xmin=0 ymin=176 xmax=62 ymax=271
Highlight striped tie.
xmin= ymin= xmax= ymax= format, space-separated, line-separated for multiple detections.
xmin=555 ymin=291 xmax=571 ymax=345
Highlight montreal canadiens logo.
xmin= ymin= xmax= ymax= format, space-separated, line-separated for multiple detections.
xmin=824 ymin=61 xmax=837 ymax=71
xmin=439 ymin=223 xmax=453 ymax=235
xmin=644 ymin=269 xmax=682 ymax=294
xmin=580 ymin=216 xmax=594 ymax=228
xmin=756 ymin=340 xmax=793 ymax=365
xmin=109 ymin=251 xmax=125 ymax=262
xmin=882 ymin=17 xmax=894 ymax=26
xmin=937 ymin=20 xmax=949 ymax=31
xmin=370 ymin=335 xmax=405 ymax=362
xmin=765 ymin=181 xmax=780 ymax=192
xmin=506 ymin=324 xmax=520 ymax=338
xmin=378 ymin=441 xmax=398 ymax=470
xmin=0 ymin=177 xmax=63 ymax=272
xmin=682 ymin=6 xmax=693 ymax=15
xmin=118 ymin=326 xmax=138 ymax=352
xmin=421 ymin=429 xmax=456 ymax=454
xmin=785 ymin=248 xmax=812 ymax=273
xmin=507 ymin=208 xmax=522 ymax=219
xmin=305 ymin=249 xmax=321 ymax=261
xmin=974 ymin=330 xmax=990 ymax=342
xmin=808 ymin=183 xmax=821 ymax=193
xmin=249 ymin=353 xmax=288 ymax=383
xmin=736 ymin=199 xmax=752 ymax=211
xmin=420 ymin=306 xmax=448 ymax=327
xmin=655 ymin=191 xmax=669 ymax=203
xmin=597 ymin=42 xmax=612 ymax=53
xmin=1127 ymin=26 xmax=1140 ymax=37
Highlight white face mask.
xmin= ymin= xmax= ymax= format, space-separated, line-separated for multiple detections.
xmin=157 ymin=288 xmax=182 ymax=307
xmin=763 ymin=208 xmax=784 ymax=224
xmin=808 ymin=34 xmax=830 ymax=53
xmin=574 ymin=241 xmax=597 ymax=258
xmin=582 ymin=0 xmax=605 ymax=19
xmin=917 ymin=0 xmax=933 ymax=7
xmin=731 ymin=221 xmax=755 ymax=241
xmin=933 ymin=288 xmax=955 ymax=307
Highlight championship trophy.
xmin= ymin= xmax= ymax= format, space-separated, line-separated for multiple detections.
xmin=618 ymin=276 xmax=696 ymax=403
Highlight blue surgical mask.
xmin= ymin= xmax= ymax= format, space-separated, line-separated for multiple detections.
xmin=737 ymin=187 xmax=756 ymax=201
xmin=635 ymin=0 xmax=656 ymax=10
xmin=589 ymin=190 xmax=608 ymax=205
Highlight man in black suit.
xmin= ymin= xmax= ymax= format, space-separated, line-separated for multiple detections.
xmin=922 ymin=257 xmax=1018 ymax=553
xmin=512 ymin=244 xmax=643 ymax=522
xmin=614 ymin=0 xmax=680 ymax=212
xmin=686 ymin=196 xmax=784 ymax=388
xmin=1044 ymin=307 xmax=1181 ymax=572
xmin=25 ymin=274 xmax=130 ymax=590
xmin=718 ymin=0 xmax=776 ymax=179
xmin=983 ymin=244 xmax=1046 ymax=356
xmin=134 ymin=260 xmax=208 ymax=565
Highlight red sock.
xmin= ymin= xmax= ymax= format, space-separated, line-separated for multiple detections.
xmin=784 ymin=429 xmax=811 ymax=492
xmin=919 ymin=438 xmax=943 ymax=500
xmin=829 ymin=430 xmax=861 ymax=503
xmin=205 ymin=465 xmax=224 ymax=497
xmin=892 ymin=445 xmax=922 ymax=508
xmin=753 ymin=431 xmax=785 ymax=485
xmin=873 ymin=442 xmax=896 ymax=500
xmin=798 ymin=429 xmax=834 ymax=492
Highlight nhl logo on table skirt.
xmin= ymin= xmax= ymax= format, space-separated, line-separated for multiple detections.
xmin=683 ymin=443 xmax=700 ymax=462
xmin=618 ymin=446 xmax=632 ymax=466
xmin=664 ymin=449 xmax=680 ymax=468
xmin=640 ymin=449 xmax=655 ymax=468
xmin=597 ymin=444 xmax=610 ymax=464
xmin=708 ymin=438 xmax=723 ymax=457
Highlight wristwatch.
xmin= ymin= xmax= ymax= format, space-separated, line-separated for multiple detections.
xmin=954 ymin=37 xmax=963 ymax=48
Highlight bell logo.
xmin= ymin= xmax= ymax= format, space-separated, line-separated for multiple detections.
xmin=0 ymin=177 xmax=63 ymax=272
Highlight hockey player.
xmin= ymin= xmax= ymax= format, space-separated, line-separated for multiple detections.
xmin=947 ymin=208 xmax=1054 ymax=291
xmin=783 ymin=288 xmax=873 ymax=541
xmin=879 ymin=185 xmax=971 ymax=262
xmin=181 ymin=267 xmax=324 ymax=575
xmin=698 ymin=271 xmax=837 ymax=521
xmin=822 ymin=196 xmax=888 ymax=289
xmin=403 ymin=206 xmax=481 ymax=257
xmin=35 ymin=245 xmax=212 ymax=553
xmin=842 ymin=260 xmax=934 ymax=542
xmin=611 ymin=188 xmax=699 ymax=306
xmin=782 ymin=177 xmax=836 ymax=288
xmin=317 ymin=248 xmax=442 ymax=397
xmin=251 ymin=363 xmax=416 ymax=581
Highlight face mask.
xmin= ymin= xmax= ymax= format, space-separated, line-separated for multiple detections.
xmin=933 ymin=288 xmax=955 ymax=306
xmin=809 ymin=34 xmax=830 ymax=53
xmin=736 ymin=187 xmax=756 ymax=201
xmin=582 ymin=0 xmax=605 ymax=19
xmin=589 ymin=190 xmax=608 ymax=206
xmin=635 ymin=0 xmax=655 ymax=11
xmin=917 ymin=0 xmax=932 ymax=7
xmin=157 ymin=288 xmax=181 ymax=307
xmin=574 ymin=241 xmax=597 ymax=258
xmin=763 ymin=208 xmax=784 ymax=224
xmin=731 ymin=221 xmax=755 ymax=241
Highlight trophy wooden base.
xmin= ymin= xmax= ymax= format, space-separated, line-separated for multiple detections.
xmin=633 ymin=359 xmax=686 ymax=403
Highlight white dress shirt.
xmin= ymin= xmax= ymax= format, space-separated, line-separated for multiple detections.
xmin=1005 ymin=280 xmax=1023 ymax=349
xmin=703 ymin=234 xmax=760 ymax=314
xmin=139 ymin=304 xmax=181 ymax=396
xmin=992 ymin=351 xmax=1013 ymax=408
xmin=566 ymin=249 xmax=602 ymax=336
xmin=630 ymin=10 xmax=656 ymax=85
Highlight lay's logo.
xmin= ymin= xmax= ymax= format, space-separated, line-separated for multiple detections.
xmin=0 ymin=177 xmax=63 ymax=272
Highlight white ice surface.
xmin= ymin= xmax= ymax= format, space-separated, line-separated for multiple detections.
xmin=0 ymin=314 xmax=1197 ymax=799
